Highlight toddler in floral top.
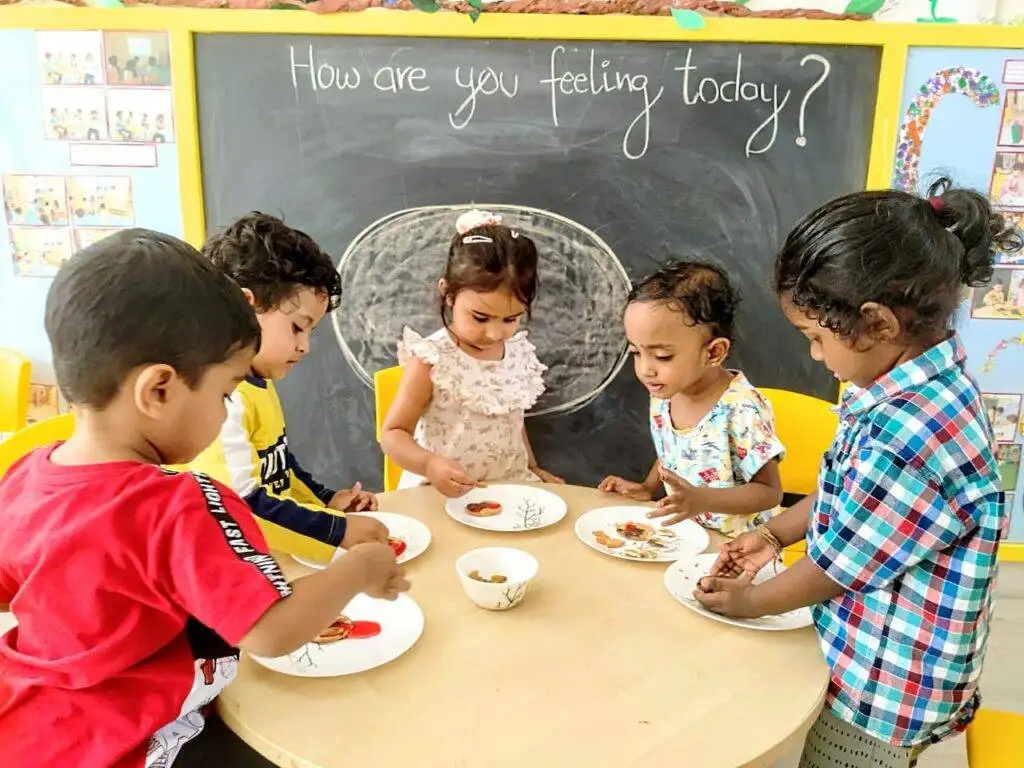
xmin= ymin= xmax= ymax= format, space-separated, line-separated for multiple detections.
xmin=380 ymin=210 xmax=564 ymax=498
xmin=599 ymin=261 xmax=784 ymax=537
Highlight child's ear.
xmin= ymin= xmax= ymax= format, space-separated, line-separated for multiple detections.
xmin=132 ymin=363 xmax=180 ymax=419
xmin=240 ymin=287 xmax=257 ymax=308
xmin=706 ymin=337 xmax=731 ymax=367
xmin=859 ymin=302 xmax=900 ymax=343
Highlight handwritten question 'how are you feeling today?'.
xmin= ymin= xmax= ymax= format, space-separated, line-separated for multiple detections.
xmin=288 ymin=44 xmax=832 ymax=160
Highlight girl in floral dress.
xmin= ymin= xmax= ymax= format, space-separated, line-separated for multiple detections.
xmin=380 ymin=210 xmax=563 ymax=498
xmin=599 ymin=261 xmax=785 ymax=537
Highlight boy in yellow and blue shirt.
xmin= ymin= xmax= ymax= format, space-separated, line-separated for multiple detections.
xmin=193 ymin=212 xmax=387 ymax=561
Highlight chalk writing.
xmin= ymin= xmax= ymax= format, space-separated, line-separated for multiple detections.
xmin=540 ymin=45 xmax=665 ymax=161
xmin=290 ymin=45 xmax=360 ymax=93
xmin=373 ymin=48 xmax=430 ymax=94
xmin=286 ymin=44 xmax=833 ymax=161
xmin=674 ymin=48 xmax=792 ymax=158
xmin=449 ymin=66 xmax=519 ymax=130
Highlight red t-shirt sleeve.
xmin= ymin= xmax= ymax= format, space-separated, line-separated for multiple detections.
xmin=156 ymin=472 xmax=292 ymax=647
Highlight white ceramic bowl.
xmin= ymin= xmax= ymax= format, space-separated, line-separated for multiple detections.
xmin=455 ymin=547 xmax=539 ymax=611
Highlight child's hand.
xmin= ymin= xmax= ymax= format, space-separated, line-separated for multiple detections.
xmin=329 ymin=483 xmax=378 ymax=513
xmin=598 ymin=476 xmax=653 ymax=501
xmin=532 ymin=466 xmax=566 ymax=485
xmin=646 ymin=467 xmax=704 ymax=525
xmin=710 ymin=532 xmax=776 ymax=578
xmin=340 ymin=514 xmax=390 ymax=549
xmin=425 ymin=456 xmax=479 ymax=498
xmin=692 ymin=572 xmax=759 ymax=618
xmin=346 ymin=543 xmax=410 ymax=601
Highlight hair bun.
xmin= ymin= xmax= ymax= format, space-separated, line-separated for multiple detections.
xmin=456 ymin=209 xmax=502 ymax=234
xmin=926 ymin=177 xmax=1022 ymax=286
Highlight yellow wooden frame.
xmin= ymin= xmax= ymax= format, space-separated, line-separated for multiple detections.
xmin=3 ymin=8 xmax=1023 ymax=561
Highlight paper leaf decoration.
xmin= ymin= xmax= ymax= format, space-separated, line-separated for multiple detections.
xmin=670 ymin=8 xmax=706 ymax=30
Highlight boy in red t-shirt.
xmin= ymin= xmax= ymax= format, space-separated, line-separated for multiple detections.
xmin=0 ymin=230 xmax=409 ymax=768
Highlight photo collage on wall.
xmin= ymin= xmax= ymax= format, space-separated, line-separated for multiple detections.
xmin=1 ymin=30 xmax=170 ymax=279
xmin=3 ymin=173 xmax=135 ymax=277
xmin=970 ymin=58 xmax=1024 ymax=536
xmin=36 ymin=30 xmax=174 ymax=146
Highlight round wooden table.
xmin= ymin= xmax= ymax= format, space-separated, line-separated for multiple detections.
xmin=218 ymin=484 xmax=828 ymax=768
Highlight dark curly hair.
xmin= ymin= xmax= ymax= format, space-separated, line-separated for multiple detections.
xmin=202 ymin=212 xmax=341 ymax=312
xmin=775 ymin=177 xmax=1023 ymax=342
xmin=441 ymin=223 xmax=539 ymax=326
xmin=626 ymin=260 xmax=739 ymax=342
xmin=46 ymin=229 xmax=260 ymax=408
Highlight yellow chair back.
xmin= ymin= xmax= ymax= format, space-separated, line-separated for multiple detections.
xmin=760 ymin=387 xmax=837 ymax=497
xmin=374 ymin=365 xmax=404 ymax=492
xmin=0 ymin=413 xmax=76 ymax=478
xmin=967 ymin=709 xmax=1024 ymax=768
xmin=760 ymin=387 xmax=838 ymax=566
xmin=0 ymin=349 xmax=31 ymax=434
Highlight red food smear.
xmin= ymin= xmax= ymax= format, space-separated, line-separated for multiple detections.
xmin=389 ymin=537 xmax=407 ymax=557
xmin=347 ymin=620 xmax=382 ymax=639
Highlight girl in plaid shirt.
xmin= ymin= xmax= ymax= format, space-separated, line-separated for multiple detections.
xmin=694 ymin=177 xmax=1021 ymax=768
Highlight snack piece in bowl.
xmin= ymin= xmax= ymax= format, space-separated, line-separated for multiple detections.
xmin=465 ymin=501 xmax=503 ymax=517
xmin=469 ymin=570 xmax=508 ymax=584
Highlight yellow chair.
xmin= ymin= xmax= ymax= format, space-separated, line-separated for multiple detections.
xmin=760 ymin=388 xmax=838 ymax=566
xmin=0 ymin=348 xmax=31 ymax=434
xmin=0 ymin=413 xmax=76 ymax=478
xmin=966 ymin=709 xmax=1024 ymax=768
xmin=374 ymin=365 xmax=404 ymax=492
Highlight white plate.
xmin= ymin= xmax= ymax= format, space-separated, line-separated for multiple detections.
xmin=291 ymin=511 xmax=431 ymax=569
xmin=575 ymin=506 xmax=710 ymax=562
xmin=445 ymin=484 xmax=568 ymax=532
xmin=663 ymin=553 xmax=813 ymax=631
xmin=249 ymin=593 xmax=425 ymax=677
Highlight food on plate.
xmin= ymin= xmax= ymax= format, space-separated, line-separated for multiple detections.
xmin=465 ymin=501 xmax=503 ymax=517
xmin=616 ymin=521 xmax=654 ymax=541
xmin=389 ymin=537 xmax=407 ymax=557
xmin=622 ymin=546 xmax=658 ymax=560
xmin=593 ymin=530 xmax=625 ymax=549
xmin=313 ymin=616 xmax=382 ymax=644
xmin=469 ymin=569 xmax=508 ymax=584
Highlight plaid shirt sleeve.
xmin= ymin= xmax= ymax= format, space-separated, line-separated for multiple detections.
xmin=809 ymin=443 xmax=967 ymax=592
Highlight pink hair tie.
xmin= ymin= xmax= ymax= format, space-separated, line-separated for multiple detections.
xmin=929 ymin=196 xmax=945 ymax=212
xmin=456 ymin=209 xmax=502 ymax=234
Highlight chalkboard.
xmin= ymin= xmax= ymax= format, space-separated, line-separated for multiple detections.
xmin=196 ymin=34 xmax=880 ymax=490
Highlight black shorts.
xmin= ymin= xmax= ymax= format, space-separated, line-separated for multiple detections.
xmin=173 ymin=715 xmax=276 ymax=768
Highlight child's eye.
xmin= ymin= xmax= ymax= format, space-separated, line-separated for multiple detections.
xmin=293 ymin=324 xmax=304 ymax=334
xmin=655 ymin=355 xmax=674 ymax=362
xmin=472 ymin=315 xmax=489 ymax=324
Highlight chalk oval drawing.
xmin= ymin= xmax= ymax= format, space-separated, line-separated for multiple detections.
xmin=331 ymin=205 xmax=631 ymax=417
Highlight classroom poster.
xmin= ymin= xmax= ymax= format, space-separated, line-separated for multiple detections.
xmin=0 ymin=28 xmax=182 ymax=385
xmin=895 ymin=47 xmax=1024 ymax=541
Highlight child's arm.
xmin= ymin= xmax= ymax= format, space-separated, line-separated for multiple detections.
xmin=598 ymin=460 xmax=662 ymax=500
xmin=698 ymin=445 xmax=970 ymax=618
xmin=162 ymin=475 xmax=408 ymax=659
xmin=241 ymin=543 xmax=408 ymax=658
xmin=198 ymin=396 xmax=385 ymax=553
xmin=380 ymin=357 xmax=477 ymax=497
xmin=651 ymin=462 xmax=782 ymax=525
xmin=522 ymin=427 xmax=564 ymax=484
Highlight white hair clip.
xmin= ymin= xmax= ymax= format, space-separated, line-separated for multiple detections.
xmin=462 ymin=235 xmax=493 ymax=244
xmin=456 ymin=209 xmax=502 ymax=234
xmin=511 ymin=230 xmax=519 ymax=239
